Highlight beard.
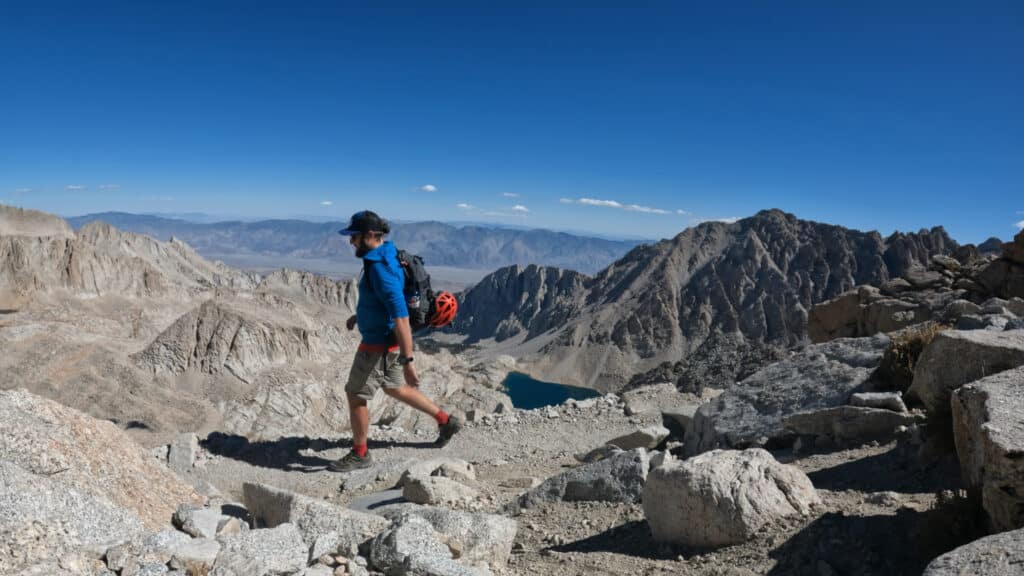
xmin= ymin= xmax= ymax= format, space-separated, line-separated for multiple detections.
xmin=354 ymin=238 xmax=371 ymax=258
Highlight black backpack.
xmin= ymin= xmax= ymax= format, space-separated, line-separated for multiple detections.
xmin=364 ymin=249 xmax=435 ymax=331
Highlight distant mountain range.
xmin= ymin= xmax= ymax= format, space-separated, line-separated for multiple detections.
xmin=66 ymin=212 xmax=643 ymax=274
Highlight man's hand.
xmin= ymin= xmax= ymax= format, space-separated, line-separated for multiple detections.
xmin=403 ymin=363 xmax=420 ymax=387
xmin=346 ymin=315 xmax=357 ymax=331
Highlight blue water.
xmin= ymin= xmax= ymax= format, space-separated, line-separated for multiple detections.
xmin=503 ymin=371 xmax=601 ymax=410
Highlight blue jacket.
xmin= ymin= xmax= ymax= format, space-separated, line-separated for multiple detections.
xmin=358 ymin=241 xmax=409 ymax=344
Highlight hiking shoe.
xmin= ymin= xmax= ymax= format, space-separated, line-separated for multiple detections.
xmin=435 ymin=413 xmax=464 ymax=447
xmin=328 ymin=449 xmax=373 ymax=473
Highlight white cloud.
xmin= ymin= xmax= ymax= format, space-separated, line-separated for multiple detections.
xmin=563 ymin=197 xmax=674 ymax=215
xmin=321 ymin=200 xmax=334 ymax=206
xmin=98 ymin=184 xmax=120 ymax=190
xmin=14 ymin=188 xmax=33 ymax=194
xmin=511 ymin=204 xmax=529 ymax=213
xmin=65 ymin=185 xmax=86 ymax=191
xmin=1015 ymin=220 xmax=1024 ymax=230
xmin=706 ymin=216 xmax=741 ymax=224
xmin=676 ymin=209 xmax=690 ymax=215
xmin=420 ymin=184 xmax=438 ymax=193
xmin=501 ymin=192 xmax=520 ymax=198
xmin=456 ymin=203 xmax=473 ymax=210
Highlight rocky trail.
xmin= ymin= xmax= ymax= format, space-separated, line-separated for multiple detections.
xmin=1 ymin=379 xmax=981 ymax=576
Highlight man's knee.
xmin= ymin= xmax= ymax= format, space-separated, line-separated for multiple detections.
xmin=347 ymin=392 xmax=368 ymax=406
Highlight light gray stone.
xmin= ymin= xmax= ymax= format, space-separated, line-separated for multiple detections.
xmin=168 ymin=433 xmax=199 ymax=473
xmin=905 ymin=266 xmax=946 ymax=289
xmin=173 ymin=505 xmax=226 ymax=539
xmin=643 ymin=449 xmax=820 ymax=548
xmin=945 ymin=299 xmax=983 ymax=319
xmin=402 ymin=477 xmax=479 ymax=507
xmin=620 ymin=383 xmax=689 ymax=417
xmin=687 ymin=335 xmax=890 ymax=455
xmin=0 ymin=389 xmax=196 ymax=558
xmin=105 ymin=529 xmax=192 ymax=573
xmin=216 ymin=516 xmax=245 ymax=537
xmin=380 ymin=508 xmax=517 ymax=571
xmin=0 ymin=460 xmax=147 ymax=572
xmin=243 ymin=482 xmax=390 ymax=560
xmin=169 ymin=538 xmax=220 ymax=571
xmin=309 ymin=531 xmax=350 ymax=561
xmin=212 ymin=523 xmax=307 ymax=576
xmin=398 ymin=458 xmax=476 ymax=488
xmin=952 ymin=366 xmax=1024 ymax=532
xmin=605 ymin=425 xmax=670 ymax=450
xmin=922 ymin=527 xmax=1024 ymax=576
xmin=910 ymin=329 xmax=1024 ymax=417
xmin=782 ymin=406 xmax=924 ymax=445
xmin=515 ymin=449 xmax=649 ymax=509
xmin=849 ymin=392 xmax=908 ymax=413
xmin=931 ymin=254 xmax=961 ymax=272
xmin=370 ymin=515 xmax=452 ymax=574
xmin=661 ymin=405 xmax=698 ymax=441
xmin=151 ymin=445 xmax=169 ymax=462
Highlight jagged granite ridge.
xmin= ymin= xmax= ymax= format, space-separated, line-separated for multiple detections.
xmin=454 ymin=209 xmax=958 ymax=391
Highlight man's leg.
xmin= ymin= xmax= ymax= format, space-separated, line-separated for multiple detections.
xmin=347 ymin=392 xmax=370 ymax=448
xmin=383 ymin=383 xmax=463 ymax=447
xmin=382 ymin=385 xmax=440 ymax=415
xmin=330 ymin=351 xmax=378 ymax=472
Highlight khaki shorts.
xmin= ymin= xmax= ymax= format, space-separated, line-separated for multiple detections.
xmin=345 ymin=349 xmax=404 ymax=401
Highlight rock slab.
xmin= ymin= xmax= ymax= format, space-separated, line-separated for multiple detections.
xmin=922 ymin=527 xmax=1024 ymax=576
xmin=605 ymin=425 xmax=670 ymax=450
xmin=910 ymin=329 xmax=1024 ymax=417
xmin=952 ymin=366 xmax=1024 ymax=532
xmin=687 ymin=336 xmax=889 ymax=455
xmin=643 ymin=449 xmax=820 ymax=548
xmin=403 ymin=477 xmax=479 ymax=507
xmin=782 ymin=406 xmax=924 ymax=445
xmin=515 ymin=449 xmax=650 ymax=509
xmin=212 ymin=523 xmax=307 ymax=576
xmin=243 ymin=482 xmax=389 ymax=558
xmin=381 ymin=507 xmax=517 ymax=571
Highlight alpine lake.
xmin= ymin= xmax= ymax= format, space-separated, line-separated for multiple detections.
xmin=502 ymin=371 xmax=601 ymax=410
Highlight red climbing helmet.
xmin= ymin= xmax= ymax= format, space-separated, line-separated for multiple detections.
xmin=429 ymin=291 xmax=458 ymax=328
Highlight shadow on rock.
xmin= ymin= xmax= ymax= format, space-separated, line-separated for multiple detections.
xmin=805 ymin=446 xmax=961 ymax=494
xmin=202 ymin=432 xmax=428 ymax=472
xmin=768 ymin=492 xmax=986 ymax=576
xmin=549 ymin=521 xmax=678 ymax=561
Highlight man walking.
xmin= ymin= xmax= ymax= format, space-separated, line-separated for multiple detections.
xmin=329 ymin=210 xmax=462 ymax=472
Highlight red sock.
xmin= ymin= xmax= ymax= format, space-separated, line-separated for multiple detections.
xmin=434 ymin=410 xmax=449 ymax=425
xmin=353 ymin=443 xmax=368 ymax=457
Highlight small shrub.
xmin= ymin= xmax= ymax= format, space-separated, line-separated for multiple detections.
xmin=876 ymin=322 xmax=948 ymax=393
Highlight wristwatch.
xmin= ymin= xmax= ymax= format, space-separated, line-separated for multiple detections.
xmin=398 ymin=356 xmax=414 ymax=366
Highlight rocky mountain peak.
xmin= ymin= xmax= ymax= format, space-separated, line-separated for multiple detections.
xmin=0 ymin=204 xmax=75 ymax=239
xmin=455 ymin=210 xmax=961 ymax=392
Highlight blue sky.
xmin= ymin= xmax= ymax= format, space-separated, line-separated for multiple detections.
xmin=1 ymin=1 xmax=1021 ymax=242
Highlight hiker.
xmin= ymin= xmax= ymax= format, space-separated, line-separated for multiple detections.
xmin=329 ymin=210 xmax=462 ymax=472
